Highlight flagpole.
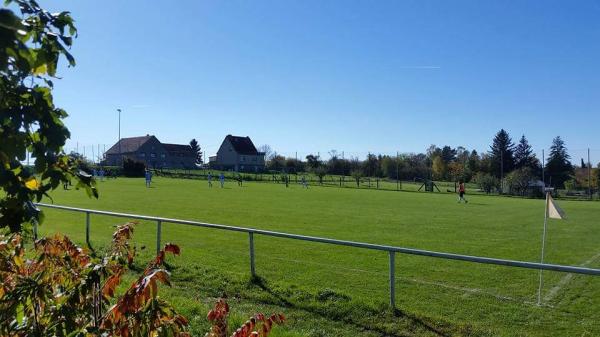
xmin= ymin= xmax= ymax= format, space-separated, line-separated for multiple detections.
xmin=537 ymin=188 xmax=552 ymax=306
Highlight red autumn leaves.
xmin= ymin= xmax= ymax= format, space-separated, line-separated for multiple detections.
xmin=206 ymin=297 xmax=285 ymax=337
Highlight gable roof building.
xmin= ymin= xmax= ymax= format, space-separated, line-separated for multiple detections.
xmin=209 ymin=135 xmax=265 ymax=172
xmin=104 ymin=135 xmax=196 ymax=169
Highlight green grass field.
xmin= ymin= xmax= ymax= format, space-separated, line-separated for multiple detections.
xmin=38 ymin=177 xmax=600 ymax=336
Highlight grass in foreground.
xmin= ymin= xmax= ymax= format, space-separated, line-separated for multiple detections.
xmin=39 ymin=177 xmax=600 ymax=336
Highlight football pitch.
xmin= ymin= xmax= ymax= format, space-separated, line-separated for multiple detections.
xmin=39 ymin=177 xmax=600 ymax=336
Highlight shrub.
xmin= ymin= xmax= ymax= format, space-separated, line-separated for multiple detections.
xmin=0 ymin=224 xmax=284 ymax=337
xmin=474 ymin=172 xmax=499 ymax=194
xmin=122 ymin=158 xmax=146 ymax=177
xmin=0 ymin=223 xmax=188 ymax=336
xmin=505 ymin=167 xmax=534 ymax=196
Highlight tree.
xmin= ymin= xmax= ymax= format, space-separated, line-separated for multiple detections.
xmin=489 ymin=129 xmax=515 ymax=178
xmin=313 ymin=166 xmax=327 ymax=184
xmin=431 ymin=156 xmax=447 ymax=180
xmin=258 ymin=144 xmax=273 ymax=161
xmin=545 ymin=136 xmax=573 ymax=188
xmin=474 ymin=173 xmax=499 ymax=194
xmin=1 ymin=0 xmax=97 ymax=232
xmin=189 ymin=138 xmax=202 ymax=165
xmin=362 ymin=153 xmax=379 ymax=177
xmin=440 ymin=146 xmax=457 ymax=164
xmin=350 ymin=169 xmax=362 ymax=187
xmin=305 ymin=154 xmax=321 ymax=170
xmin=448 ymin=162 xmax=465 ymax=182
xmin=266 ymin=154 xmax=285 ymax=171
xmin=515 ymin=135 xmax=540 ymax=174
xmin=597 ymin=163 xmax=600 ymax=190
xmin=505 ymin=167 xmax=534 ymax=196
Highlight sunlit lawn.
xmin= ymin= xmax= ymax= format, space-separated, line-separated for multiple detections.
xmin=38 ymin=177 xmax=600 ymax=336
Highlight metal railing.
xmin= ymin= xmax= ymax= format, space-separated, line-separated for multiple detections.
xmin=36 ymin=203 xmax=600 ymax=308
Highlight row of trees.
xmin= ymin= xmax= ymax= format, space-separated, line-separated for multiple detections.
xmin=261 ymin=130 xmax=594 ymax=189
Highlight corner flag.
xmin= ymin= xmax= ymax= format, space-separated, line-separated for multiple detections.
xmin=538 ymin=189 xmax=566 ymax=305
xmin=547 ymin=194 xmax=566 ymax=220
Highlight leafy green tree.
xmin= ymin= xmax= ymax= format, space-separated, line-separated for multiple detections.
xmin=313 ymin=166 xmax=327 ymax=184
xmin=189 ymin=138 xmax=202 ymax=165
xmin=285 ymin=157 xmax=304 ymax=173
xmin=362 ymin=153 xmax=380 ymax=177
xmin=350 ymin=169 xmax=362 ymax=187
xmin=505 ymin=167 xmax=534 ymax=196
xmin=266 ymin=154 xmax=285 ymax=171
xmin=545 ymin=136 xmax=573 ymax=188
xmin=305 ymin=154 xmax=321 ymax=170
xmin=489 ymin=129 xmax=515 ymax=178
xmin=431 ymin=156 xmax=446 ymax=180
xmin=474 ymin=172 xmax=499 ymax=194
xmin=0 ymin=0 xmax=96 ymax=232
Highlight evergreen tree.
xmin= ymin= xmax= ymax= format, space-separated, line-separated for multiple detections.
xmin=580 ymin=158 xmax=586 ymax=168
xmin=467 ymin=150 xmax=480 ymax=173
xmin=545 ymin=136 xmax=573 ymax=188
xmin=189 ymin=139 xmax=202 ymax=165
xmin=489 ymin=129 xmax=515 ymax=178
xmin=514 ymin=135 xmax=541 ymax=175
xmin=440 ymin=146 xmax=457 ymax=164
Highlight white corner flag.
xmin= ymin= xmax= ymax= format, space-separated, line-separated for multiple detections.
xmin=547 ymin=194 xmax=566 ymax=220
xmin=538 ymin=190 xmax=566 ymax=305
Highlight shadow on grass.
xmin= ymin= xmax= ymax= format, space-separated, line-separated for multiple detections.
xmin=249 ymin=275 xmax=450 ymax=337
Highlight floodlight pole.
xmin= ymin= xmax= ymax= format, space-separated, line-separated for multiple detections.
xmin=588 ymin=148 xmax=591 ymax=199
xmin=396 ymin=151 xmax=399 ymax=191
xmin=500 ymin=150 xmax=504 ymax=194
xmin=117 ymin=109 xmax=122 ymax=165
xmin=542 ymin=149 xmax=545 ymax=187
xmin=537 ymin=187 xmax=553 ymax=306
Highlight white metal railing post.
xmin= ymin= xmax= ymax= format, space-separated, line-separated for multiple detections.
xmin=85 ymin=212 xmax=91 ymax=247
xmin=249 ymin=232 xmax=256 ymax=277
xmin=389 ymin=251 xmax=396 ymax=308
xmin=156 ymin=220 xmax=162 ymax=254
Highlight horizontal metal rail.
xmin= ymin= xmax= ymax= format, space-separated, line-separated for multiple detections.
xmin=36 ymin=203 xmax=600 ymax=276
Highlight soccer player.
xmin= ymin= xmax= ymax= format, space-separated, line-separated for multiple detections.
xmin=301 ymin=175 xmax=308 ymax=189
xmin=219 ymin=173 xmax=225 ymax=188
xmin=458 ymin=181 xmax=468 ymax=203
xmin=145 ymin=169 xmax=152 ymax=188
xmin=207 ymin=172 xmax=213 ymax=187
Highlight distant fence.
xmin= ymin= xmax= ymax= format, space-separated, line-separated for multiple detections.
xmin=36 ymin=203 xmax=600 ymax=308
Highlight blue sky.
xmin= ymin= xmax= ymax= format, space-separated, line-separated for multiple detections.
xmin=43 ymin=0 xmax=600 ymax=163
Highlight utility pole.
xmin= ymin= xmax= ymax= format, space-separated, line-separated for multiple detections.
xmin=396 ymin=151 xmax=400 ymax=191
xmin=588 ymin=148 xmax=592 ymax=199
xmin=500 ymin=150 xmax=504 ymax=194
xmin=542 ymin=149 xmax=545 ymax=186
xmin=117 ymin=108 xmax=122 ymax=166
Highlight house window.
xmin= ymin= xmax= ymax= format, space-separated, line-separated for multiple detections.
xmin=252 ymin=157 xmax=256 ymax=162
xmin=139 ymin=153 xmax=146 ymax=158
xmin=151 ymin=153 xmax=156 ymax=158
xmin=241 ymin=156 xmax=245 ymax=162
xmin=160 ymin=153 xmax=166 ymax=159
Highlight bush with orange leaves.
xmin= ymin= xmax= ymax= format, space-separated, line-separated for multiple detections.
xmin=0 ymin=222 xmax=190 ymax=336
xmin=0 ymin=222 xmax=283 ymax=337
xmin=206 ymin=298 xmax=285 ymax=337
